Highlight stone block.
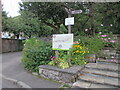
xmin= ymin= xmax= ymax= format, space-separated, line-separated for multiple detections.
xmin=73 ymin=80 xmax=91 ymax=88
xmin=39 ymin=65 xmax=82 ymax=83
xmin=39 ymin=68 xmax=43 ymax=74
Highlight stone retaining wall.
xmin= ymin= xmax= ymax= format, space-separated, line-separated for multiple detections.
xmin=39 ymin=65 xmax=84 ymax=83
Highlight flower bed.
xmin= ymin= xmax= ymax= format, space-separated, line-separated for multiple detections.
xmin=48 ymin=42 xmax=90 ymax=69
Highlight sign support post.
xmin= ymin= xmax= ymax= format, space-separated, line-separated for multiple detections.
xmin=55 ymin=50 xmax=59 ymax=61
xmin=65 ymin=9 xmax=82 ymax=66
xmin=67 ymin=10 xmax=72 ymax=66
xmin=68 ymin=14 xmax=71 ymax=33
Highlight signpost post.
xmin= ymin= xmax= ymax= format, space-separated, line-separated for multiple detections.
xmin=65 ymin=9 xmax=82 ymax=66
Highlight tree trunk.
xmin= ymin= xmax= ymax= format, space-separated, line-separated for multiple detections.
xmin=89 ymin=2 xmax=95 ymax=36
xmin=16 ymin=34 xmax=19 ymax=39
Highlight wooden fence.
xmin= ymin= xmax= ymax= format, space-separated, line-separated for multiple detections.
xmin=2 ymin=38 xmax=23 ymax=53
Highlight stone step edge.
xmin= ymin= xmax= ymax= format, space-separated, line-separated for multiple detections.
xmin=96 ymin=61 xmax=120 ymax=65
xmin=82 ymin=69 xmax=119 ymax=79
xmin=85 ymin=64 xmax=119 ymax=72
xmin=78 ymin=76 xmax=119 ymax=87
xmin=72 ymin=80 xmax=117 ymax=88
xmin=97 ymin=60 xmax=120 ymax=64
xmin=85 ymin=66 xmax=119 ymax=73
xmin=97 ymin=62 xmax=120 ymax=66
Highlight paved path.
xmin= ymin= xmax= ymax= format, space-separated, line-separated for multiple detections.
xmin=2 ymin=52 xmax=61 ymax=88
xmin=2 ymin=78 xmax=20 ymax=88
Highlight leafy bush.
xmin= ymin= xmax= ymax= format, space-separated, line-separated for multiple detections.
xmin=76 ymin=35 xmax=104 ymax=54
xmin=22 ymin=38 xmax=52 ymax=72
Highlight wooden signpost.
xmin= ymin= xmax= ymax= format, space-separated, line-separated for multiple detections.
xmin=64 ymin=9 xmax=83 ymax=66
xmin=54 ymin=8 xmax=82 ymax=66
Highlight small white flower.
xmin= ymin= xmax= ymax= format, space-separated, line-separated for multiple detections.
xmin=35 ymin=40 xmax=38 ymax=42
xmin=100 ymin=24 xmax=103 ymax=26
xmin=110 ymin=24 xmax=113 ymax=26
xmin=85 ymin=29 xmax=88 ymax=31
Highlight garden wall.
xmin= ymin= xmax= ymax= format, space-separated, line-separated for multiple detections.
xmin=39 ymin=65 xmax=84 ymax=83
xmin=2 ymin=38 xmax=23 ymax=53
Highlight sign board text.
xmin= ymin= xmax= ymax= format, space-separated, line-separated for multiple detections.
xmin=52 ymin=34 xmax=73 ymax=50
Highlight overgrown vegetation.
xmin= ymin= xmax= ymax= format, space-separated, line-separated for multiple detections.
xmin=48 ymin=34 xmax=105 ymax=69
xmin=2 ymin=2 xmax=119 ymax=71
xmin=22 ymin=38 xmax=52 ymax=72
xmin=22 ymin=30 xmax=118 ymax=71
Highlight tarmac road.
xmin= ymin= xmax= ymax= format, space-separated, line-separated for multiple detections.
xmin=1 ymin=51 xmax=61 ymax=88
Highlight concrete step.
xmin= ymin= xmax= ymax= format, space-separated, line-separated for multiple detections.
xmin=108 ymin=54 xmax=120 ymax=59
xmin=85 ymin=63 xmax=119 ymax=72
xmin=97 ymin=59 xmax=120 ymax=64
xmin=82 ymin=68 xmax=119 ymax=78
xmin=78 ymin=74 xmax=120 ymax=87
xmin=72 ymin=80 xmax=117 ymax=88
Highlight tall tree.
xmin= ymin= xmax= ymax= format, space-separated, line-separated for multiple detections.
xmin=19 ymin=2 xmax=68 ymax=34
xmin=2 ymin=9 xmax=9 ymax=32
xmin=94 ymin=2 xmax=120 ymax=34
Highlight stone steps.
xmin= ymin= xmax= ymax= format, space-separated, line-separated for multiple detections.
xmin=72 ymin=61 xmax=120 ymax=88
xmin=97 ymin=59 xmax=120 ymax=65
xmin=78 ymin=73 xmax=119 ymax=87
xmin=82 ymin=68 xmax=119 ymax=78
xmin=72 ymin=80 xmax=117 ymax=88
xmin=85 ymin=63 xmax=119 ymax=72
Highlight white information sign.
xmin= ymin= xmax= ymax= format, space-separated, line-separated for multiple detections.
xmin=52 ymin=34 xmax=73 ymax=50
xmin=65 ymin=17 xmax=74 ymax=26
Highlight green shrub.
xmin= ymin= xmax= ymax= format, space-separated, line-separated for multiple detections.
xmin=22 ymin=38 xmax=52 ymax=72
xmin=76 ymin=35 xmax=104 ymax=54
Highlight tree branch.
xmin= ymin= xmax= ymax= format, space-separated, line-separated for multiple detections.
xmin=43 ymin=21 xmax=58 ymax=30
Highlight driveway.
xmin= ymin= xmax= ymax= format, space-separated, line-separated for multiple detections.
xmin=2 ymin=52 xmax=61 ymax=88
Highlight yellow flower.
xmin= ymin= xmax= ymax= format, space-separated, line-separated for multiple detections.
xmin=75 ymin=50 xmax=79 ymax=53
xmin=74 ymin=45 xmax=77 ymax=48
xmin=74 ymin=45 xmax=82 ymax=48
xmin=89 ymin=57 xmax=93 ymax=59
xmin=59 ymin=58 xmax=62 ymax=60
xmin=84 ymin=62 xmax=87 ymax=64
xmin=76 ymin=42 xmax=79 ymax=44
xmin=79 ymin=51 xmax=82 ymax=53
xmin=80 ymin=47 xmax=82 ymax=49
